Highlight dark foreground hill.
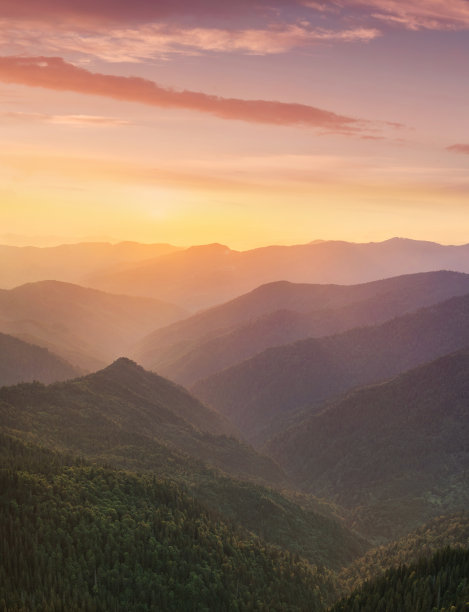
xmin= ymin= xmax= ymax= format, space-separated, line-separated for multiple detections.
xmin=268 ymin=350 xmax=469 ymax=538
xmin=0 ymin=332 xmax=79 ymax=386
xmin=330 ymin=547 xmax=469 ymax=612
xmin=0 ymin=359 xmax=366 ymax=569
xmin=0 ymin=357 xmax=282 ymax=484
xmin=137 ymin=270 xmax=469 ymax=386
xmin=194 ymin=291 xmax=469 ymax=443
xmin=0 ymin=435 xmax=335 ymax=612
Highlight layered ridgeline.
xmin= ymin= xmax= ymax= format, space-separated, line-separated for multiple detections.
xmin=0 ymin=241 xmax=181 ymax=288
xmin=194 ymin=291 xmax=469 ymax=443
xmin=330 ymin=547 xmax=469 ymax=612
xmin=0 ymin=435 xmax=335 ymax=612
xmin=0 ymin=280 xmax=185 ymax=371
xmin=135 ymin=271 xmax=469 ymax=387
xmin=267 ymin=350 xmax=469 ymax=539
xmin=88 ymin=238 xmax=469 ymax=310
xmin=0 ymin=359 xmax=366 ymax=570
xmin=0 ymin=332 xmax=80 ymax=386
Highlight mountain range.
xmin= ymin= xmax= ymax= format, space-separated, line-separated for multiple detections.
xmin=193 ymin=290 xmax=469 ymax=443
xmin=88 ymin=238 xmax=469 ymax=309
xmin=135 ymin=270 xmax=469 ymax=386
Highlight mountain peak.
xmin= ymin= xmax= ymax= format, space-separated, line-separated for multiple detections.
xmin=103 ymin=357 xmax=142 ymax=373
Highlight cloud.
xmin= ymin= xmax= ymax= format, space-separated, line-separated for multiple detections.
xmin=447 ymin=144 xmax=469 ymax=155
xmin=0 ymin=0 xmax=300 ymax=25
xmin=339 ymin=0 xmax=469 ymax=31
xmin=0 ymin=55 xmax=381 ymax=135
xmin=0 ymin=111 xmax=130 ymax=126
xmin=0 ymin=20 xmax=380 ymax=62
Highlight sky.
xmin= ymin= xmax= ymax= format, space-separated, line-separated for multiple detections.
xmin=0 ymin=0 xmax=469 ymax=249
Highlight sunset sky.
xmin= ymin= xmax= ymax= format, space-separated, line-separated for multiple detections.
xmin=1 ymin=0 xmax=469 ymax=248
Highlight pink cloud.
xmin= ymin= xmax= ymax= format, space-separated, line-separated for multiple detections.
xmin=0 ymin=55 xmax=378 ymax=134
xmin=0 ymin=0 xmax=299 ymax=25
xmin=0 ymin=111 xmax=130 ymax=126
xmin=0 ymin=20 xmax=380 ymax=63
xmin=447 ymin=144 xmax=469 ymax=155
xmin=342 ymin=0 xmax=469 ymax=30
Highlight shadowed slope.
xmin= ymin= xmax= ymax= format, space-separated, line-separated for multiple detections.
xmin=267 ymin=350 xmax=469 ymax=538
xmin=0 ymin=332 xmax=80 ymax=386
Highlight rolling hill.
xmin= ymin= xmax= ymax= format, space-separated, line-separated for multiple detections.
xmin=267 ymin=350 xmax=469 ymax=538
xmin=136 ymin=271 xmax=469 ymax=386
xmin=0 ymin=332 xmax=80 ymax=386
xmin=0 ymin=280 xmax=185 ymax=371
xmin=193 ymin=292 xmax=469 ymax=443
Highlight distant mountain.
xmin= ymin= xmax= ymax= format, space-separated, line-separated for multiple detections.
xmin=0 ymin=360 xmax=367 ymax=570
xmin=330 ymin=547 xmax=469 ymax=612
xmin=0 ymin=280 xmax=185 ymax=370
xmin=267 ymin=350 xmax=469 ymax=538
xmin=136 ymin=271 xmax=469 ymax=386
xmin=88 ymin=238 xmax=469 ymax=310
xmin=193 ymin=292 xmax=469 ymax=443
xmin=0 ymin=241 xmax=181 ymax=289
xmin=0 ymin=332 xmax=80 ymax=386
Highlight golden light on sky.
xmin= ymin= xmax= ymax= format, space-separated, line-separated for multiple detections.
xmin=1 ymin=0 xmax=469 ymax=248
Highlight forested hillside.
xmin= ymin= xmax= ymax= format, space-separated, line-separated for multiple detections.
xmin=0 ymin=362 xmax=366 ymax=571
xmin=0 ymin=434 xmax=335 ymax=611
xmin=330 ymin=547 xmax=469 ymax=612
xmin=268 ymin=349 xmax=469 ymax=538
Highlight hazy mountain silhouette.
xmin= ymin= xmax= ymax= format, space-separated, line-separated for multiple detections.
xmin=88 ymin=238 xmax=469 ymax=310
xmin=0 ymin=241 xmax=181 ymax=288
xmin=0 ymin=280 xmax=185 ymax=371
xmin=0 ymin=332 xmax=80 ymax=386
xmin=135 ymin=271 xmax=469 ymax=386
xmin=267 ymin=350 xmax=469 ymax=538
xmin=193 ymin=292 xmax=469 ymax=443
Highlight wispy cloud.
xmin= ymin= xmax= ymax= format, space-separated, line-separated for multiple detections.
xmin=0 ymin=0 xmax=286 ymax=24
xmin=447 ymin=144 xmax=469 ymax=155
xmin=0 ymin=56 xmax=387 ymax=135
xmin=337 ymin=0 xmax=469 ymax=31
xmin=0 ymin=111 xmax=130 ymax=126
xmin=0 ymin=21 xmax=380 ymax=62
